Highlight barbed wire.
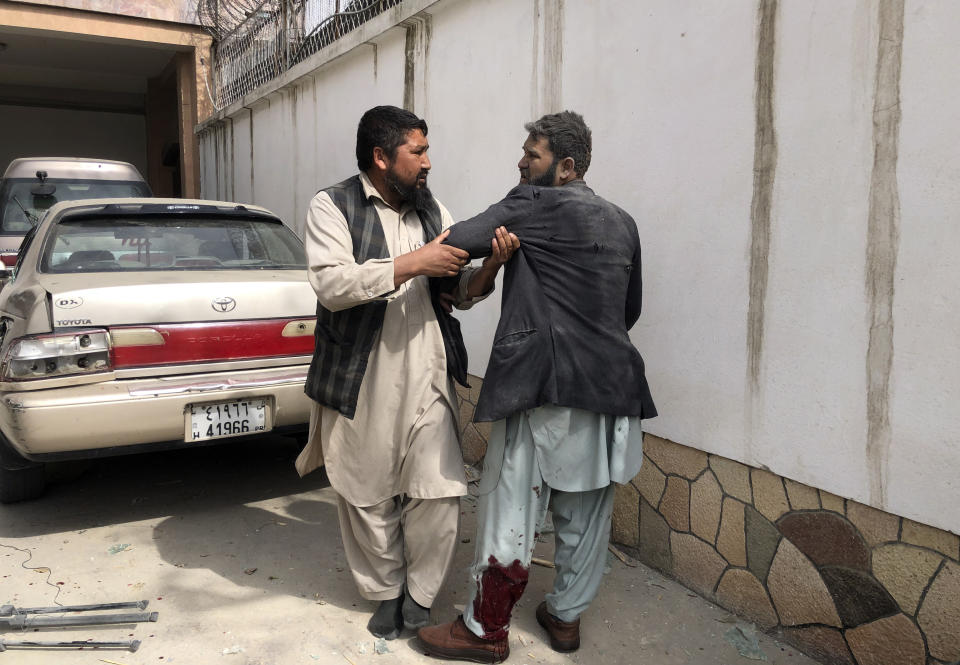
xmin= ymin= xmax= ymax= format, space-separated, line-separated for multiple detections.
xmin=197 ymin=0 xmax=402 ymax=109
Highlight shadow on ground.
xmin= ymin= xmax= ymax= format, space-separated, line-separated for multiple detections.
xmin=150 ymin=492 xmax=366 ymax=614
xmin=0 ymin=438 xmax=823 ymax=665
xmin=0 ymin=434 xmax=329 ymax=537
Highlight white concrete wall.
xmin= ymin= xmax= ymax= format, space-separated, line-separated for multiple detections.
xmin=0 ymin=105 xmax=147 ymax=175
xmin=197 ymin=0 xmax=960 ymax=535
xmin=887 ymin=1 xmax=960 ymax=526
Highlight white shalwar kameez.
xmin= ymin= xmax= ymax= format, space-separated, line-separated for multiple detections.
xmin=296 ymin=173 xmax=486 ymax=607
xmin=462 ymin=405 xmax=645 ymax=639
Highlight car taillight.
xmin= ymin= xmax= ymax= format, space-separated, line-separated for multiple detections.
xmin=1 ymin=329 xmax=111 ymax=381
xmin=109 ymin=318 xmax=315 ymax=368
xmin=0 ymin=253 xmax=17 ymax=268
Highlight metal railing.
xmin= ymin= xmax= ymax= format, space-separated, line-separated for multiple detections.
xmin=198 ymin=0 xmax=402 ymax=110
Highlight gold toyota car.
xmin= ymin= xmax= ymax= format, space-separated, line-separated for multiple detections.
xmin=0 ymin=198 xmax=317 ymax=502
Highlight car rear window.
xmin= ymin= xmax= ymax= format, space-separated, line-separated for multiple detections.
xmin=0 ymin=178 xmax=152 ymax=233
xmin=42 ymin=216 xmax=307 ymax=273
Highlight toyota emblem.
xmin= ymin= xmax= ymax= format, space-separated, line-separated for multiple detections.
xmin=212 ymin=296 xmax=237 ymax=313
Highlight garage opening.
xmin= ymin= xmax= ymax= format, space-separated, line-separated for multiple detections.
xmin=0 ymin=17 xmax=206 ymax=199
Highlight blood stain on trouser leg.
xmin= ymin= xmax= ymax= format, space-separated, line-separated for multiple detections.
xmin=472 ymin=555 xmax=529 ymax=640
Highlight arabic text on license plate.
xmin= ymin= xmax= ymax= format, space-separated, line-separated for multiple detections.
xmin=189 ymin=399 xmax=267 ymax=442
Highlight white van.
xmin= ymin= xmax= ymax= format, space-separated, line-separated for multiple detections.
xmin=0 ymin=158 xmax=152 ymax=272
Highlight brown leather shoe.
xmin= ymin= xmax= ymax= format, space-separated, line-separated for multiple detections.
xmin=417 ymin=616 xmax=510 ymax=663
xmin=536 ymin=601 xmax=580 ymax=652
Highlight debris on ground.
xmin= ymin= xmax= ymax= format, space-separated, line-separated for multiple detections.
xmin=374 ymin=638 xmax=390 ymax=654
xmin=243 ymin=568 xmax=257 ymax=575
xmin=608 ymin=543 xmax=640 ymax=567
xmin=222 ymin=644 xmax=245 ymax=655
xmin=254 ymin=520 xmax=287 ymax=533
xmin=107 ymin=544 xmax=132 ymax=555
xmin=724 ymin=623 xmax=767 ymax=661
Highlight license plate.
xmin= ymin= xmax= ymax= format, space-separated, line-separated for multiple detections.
xmin=188 ymin=398 xmax=269 ymax=442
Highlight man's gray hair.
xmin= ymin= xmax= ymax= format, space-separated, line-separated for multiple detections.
xmin=524 ymin=110 xmax=592 ymax=177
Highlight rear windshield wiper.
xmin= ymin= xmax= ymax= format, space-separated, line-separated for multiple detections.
xmin=11 ymin=196 xmax=39 ymax=226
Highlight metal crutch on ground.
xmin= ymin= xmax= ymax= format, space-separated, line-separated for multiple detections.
xmin=0 ymin=639 xmax=141 ymax=652
xmin=0 ymin=599 xmax=157 ymax=631
xmin=0 ymin=600 xmax=149 ymax=617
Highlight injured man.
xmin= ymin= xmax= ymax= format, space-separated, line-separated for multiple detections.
xmin=417 ymin=110 xmax=657 ymax=663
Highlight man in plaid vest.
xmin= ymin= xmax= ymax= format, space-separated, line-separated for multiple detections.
xmin=296 ymin=105 xmax=518 ymax=640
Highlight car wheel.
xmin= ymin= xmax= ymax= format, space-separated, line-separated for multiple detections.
xmin=0 ymin=440 xmax=46 ymax=503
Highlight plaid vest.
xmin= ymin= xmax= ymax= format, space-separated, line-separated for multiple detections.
xmin=304 ymin=175 xmax=468 ymax=418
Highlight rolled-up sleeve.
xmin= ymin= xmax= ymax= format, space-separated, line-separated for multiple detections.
xmin=304 ymin=192 xmax=397 ymax=312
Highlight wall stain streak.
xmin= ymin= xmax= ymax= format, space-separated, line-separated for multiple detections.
xmin=531 ymin=0 xmax=540 ymax=118
xmin=213 ymin=124 xmax=221 ymax=201
xmin=220 ymin=119 xmax=233 ymax=202
xmin=223 ymin=123 xmax=228 ymax=199
xmin=421 ymin=16 xmax=431 ymax=120
xmin=290 ymin=86 xmax=300 ymax=236
xmin=746 ymin=0 xmax=778 ymax=396
xmin=402 ymin=16 xmax=432 ymax=117
xmin=531 ymin=0 xmax=563 ymax=117
xmin=403 ymin=23 xmax=416 ymax=111
xmin=228 ymin=118 xmax=236 ymax=202
xmin=247 ymin=106 xmax=255 ymax=202
xmin=865 ymin=0 xmax=904 ymax=509
xmin=312 ymin=77 xmax=320 ymax=198
xmin=542 ymin=0 xmax=563 ymax=114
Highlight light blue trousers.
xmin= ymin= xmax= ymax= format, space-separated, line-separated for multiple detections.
xmin=462 ymin=428 xmax=615 ymax=639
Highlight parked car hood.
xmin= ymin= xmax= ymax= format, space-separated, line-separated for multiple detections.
xmin=32 ymin=271 xmax=317 ymax=327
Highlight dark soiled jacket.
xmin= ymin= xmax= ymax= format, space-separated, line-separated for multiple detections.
xmin=444 ymin=179 xmax=657 ymax=423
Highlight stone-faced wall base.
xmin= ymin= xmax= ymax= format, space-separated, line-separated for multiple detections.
xmin=453 ymin=382 xmax=956 ymax=665
xmin=455 ymin=375 xmax=489 ymax=465
xmin=613 ymin=434 xmax=960 ymax=665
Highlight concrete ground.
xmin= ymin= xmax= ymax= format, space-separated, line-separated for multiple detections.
xmin=0 ymin=436 xmax=820 ymax=665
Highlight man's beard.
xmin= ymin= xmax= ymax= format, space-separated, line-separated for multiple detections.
xmin=526 ymin=158 xmax=558 ymax=187
xmin=386 ymin=168 xmax=431 ymax=209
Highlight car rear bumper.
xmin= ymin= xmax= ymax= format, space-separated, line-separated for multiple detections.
xmin=0 ymin=365 xmax=313 ymax=459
